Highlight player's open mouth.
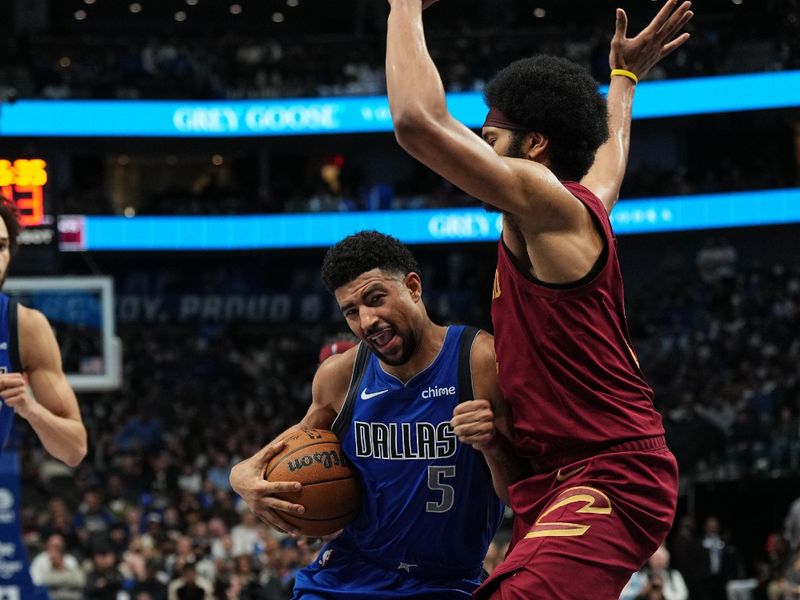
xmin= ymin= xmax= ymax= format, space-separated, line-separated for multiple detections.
xmin=368 ymin=328 xmax=395 ymax=349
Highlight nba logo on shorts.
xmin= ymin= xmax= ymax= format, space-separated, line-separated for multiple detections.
xmin=319 ymin=549 xmax=333 ymax=567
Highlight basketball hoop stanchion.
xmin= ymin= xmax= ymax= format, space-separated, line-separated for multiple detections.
xmin=0 ymin=450 xmax=50 ymax=600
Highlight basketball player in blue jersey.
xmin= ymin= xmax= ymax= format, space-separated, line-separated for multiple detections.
xmin=231 ymin=230 xmax=525 ymax=599
xmin=0 ymin=199 xmax=87 ymax=465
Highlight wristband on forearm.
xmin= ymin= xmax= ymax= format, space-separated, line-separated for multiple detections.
xmin=611 ymin=68 xmax=639 ymax=84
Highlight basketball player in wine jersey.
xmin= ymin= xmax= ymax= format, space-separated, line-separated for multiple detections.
xmin=385 ymin=1 xmax=693 ymax=598
xmin=0 ymin=198 xmax=86 ymax=466
xmin=231 ymin=231 xmax=525 ymax=599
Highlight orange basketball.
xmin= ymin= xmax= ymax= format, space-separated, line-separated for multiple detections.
xmin=264 ymin=428 xmax=361 ymax=536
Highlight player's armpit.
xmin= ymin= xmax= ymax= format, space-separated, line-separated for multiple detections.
xmin=467 ymin=332 xmax=530 ymax=503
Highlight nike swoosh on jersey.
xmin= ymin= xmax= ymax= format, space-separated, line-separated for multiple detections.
xmin=360 ymin=388 xmax=389 ymax=400
xmin=555 ymin=465 xmax=586 ymax=482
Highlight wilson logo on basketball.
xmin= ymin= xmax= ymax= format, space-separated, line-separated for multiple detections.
xmin=287 ymin=450 xmax=349 ymax=473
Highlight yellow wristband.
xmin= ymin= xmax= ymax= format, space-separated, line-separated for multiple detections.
xmin=611 ymin=69 xmax=639 ymax=84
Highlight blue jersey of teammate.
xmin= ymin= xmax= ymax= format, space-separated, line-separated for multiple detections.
xmin=293 ymin=325 xmax=504 ymax=599
xmin=0 ymin=294 xmax=21 ymax=450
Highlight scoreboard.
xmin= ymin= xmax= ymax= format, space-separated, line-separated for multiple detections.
xmin=0 ymin=159 xmax=48 ymax=227
xmin=0 ymin=158 xmax=57 ymax=274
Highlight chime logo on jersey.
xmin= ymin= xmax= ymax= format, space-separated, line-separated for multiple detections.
xmin=353 ymin=421 xmax=457 ymax=459
xmin=421 ymin=385 xmax=455 ymax=399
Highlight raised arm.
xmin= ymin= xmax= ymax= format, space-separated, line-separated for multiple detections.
xmin=0 ymin=306 xmax=87 ymax=466
xmin=386 ymin=0 xmax=577 ymax=233
xmin=582 ymin=0 xmax=694 ymax=212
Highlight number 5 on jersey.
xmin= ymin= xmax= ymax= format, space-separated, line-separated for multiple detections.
xmin=426 ymin=465 xmax=456 ymax=513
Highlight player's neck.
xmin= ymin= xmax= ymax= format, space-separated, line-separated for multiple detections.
xmin=381 ymin=322 xmax=447 ymax=384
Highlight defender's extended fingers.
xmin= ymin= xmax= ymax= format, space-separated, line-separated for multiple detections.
xmin=657 ymin=3 xmax=693 ymax=41
xmin=613 ymin=8 xmax=628 ymax=41
xmin=645 ymin=0 xmax=680 ymax=34
xmin=661 ymin=32 xmax=691 ymax=58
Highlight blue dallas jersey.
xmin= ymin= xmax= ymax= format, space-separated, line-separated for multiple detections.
xmin=293 ymin=326 xmax=504 ymax=600
xmin=0 ymin=294 xmax=21 ymax=451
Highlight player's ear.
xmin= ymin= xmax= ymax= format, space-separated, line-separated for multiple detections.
xmin=404 ymin=272 xmax=423 ymax=302
xmin=524 ymin=132 xmax=549 ymax=162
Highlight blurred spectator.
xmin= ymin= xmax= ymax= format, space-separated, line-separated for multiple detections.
xmin=621 ymin=545 xmax=688 ymax=600
xmin=165 ymin=536 xmax=199 ymax=580
xmin=177 ymin=463 xmax=204 ymax=496
xmin=140 ymin=512 xmax=168 ymax=552
xmin=38 ymin=498 xmax=80 ymax=550
xmin=73 ymin=488 xmax=116 ymax=554
xmin=669 ymin=515 xmax=706 ymax=599
xmin=786 ymin=496 xmax=800 ymax=552
xmin=781 ymin=552 xmax=800 ymax=600
xmin=131 ymin=559 xmax=169 ymax=600
xmin=230 ymin=510 xmax=261 ymax=557
xmin=206 ymin=451 xmax=234 ymax=493
xmin=84 ymin=542 xmax=125 ymax=600
xmin=116 ymin=409 xmax=163 ymax=452
xmin=317 ymin=336 xmax=357 ymax=364
xmin=696 ymin=238 xmax=738 ymax=284
xmin=167 ymin=561 xmax=213 ymax=600
xmin=700 ymin=517 xmax=744 ymax=600
xmin=226 ymin=554 xmax=267 ymax=600
xmin=29 ymin=534 xmax=86 ymax=600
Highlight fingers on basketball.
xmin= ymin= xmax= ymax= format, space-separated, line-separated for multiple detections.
xmin=263 ymin=428 xmax=361 ymax=537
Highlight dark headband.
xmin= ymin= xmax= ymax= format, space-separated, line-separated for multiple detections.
xmin=482 ymin=107 xmax=528 ymax=132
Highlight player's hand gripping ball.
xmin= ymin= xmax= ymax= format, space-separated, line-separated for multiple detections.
xmin=264 ymin=428 xmax=361 ymax=536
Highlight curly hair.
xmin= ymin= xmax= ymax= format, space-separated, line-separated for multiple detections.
xmin=484 ymin=55 xmax=609 ymax=181
xmin=0 ymin=197 xmax=21 ymax=255
xmin=321 ymin=230 xmax=421 ymax=293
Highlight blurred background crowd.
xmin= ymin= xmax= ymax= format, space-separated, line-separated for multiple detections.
xmin=0 ymin=0 xmax=797 ymax=101
xmin=11 ymin=232 xmax=800 ymax=600
xmin=0 ymin=0 xmax=798 ymax=598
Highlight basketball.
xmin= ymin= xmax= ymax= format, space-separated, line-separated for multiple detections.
xmin=264 ymin=428 xmax=361 ymax=536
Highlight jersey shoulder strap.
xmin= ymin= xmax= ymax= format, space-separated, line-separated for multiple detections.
xmin=331 ymin=342 xmax=371 ymax=439
xmin=457 ymin=326 xmax=480 ymax=404
xmin=8 ymin=300 xmax=22 ymax=373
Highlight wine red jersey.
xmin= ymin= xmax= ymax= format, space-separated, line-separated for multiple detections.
xmin=491 ymin=182 xmax=663 ymax=463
